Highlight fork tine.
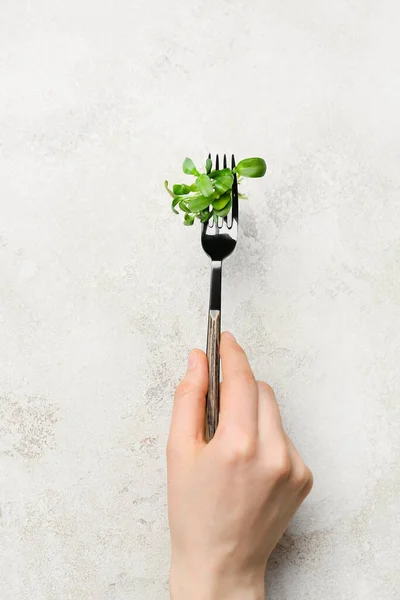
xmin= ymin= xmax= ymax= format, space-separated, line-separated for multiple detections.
xmin=204 ymin=153 xmax=237 ymax=230
xmin=231 ymin=154 xmax=238 ymax=223
xmin=221 ymin=154 xmax=230 ymax=226
xmin=216 ymin=154 xmax=226 ymax=228
xmin=213 ymin=154 xmax=222 ymax=228
xmin=206 ymin=153 xmax=214 ymax=228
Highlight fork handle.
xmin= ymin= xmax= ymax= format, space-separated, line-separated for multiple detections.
xmin=205 ymin=261 xmax=222 ymax=442
xmin=205 ymin=309 xmax=221 ymax=441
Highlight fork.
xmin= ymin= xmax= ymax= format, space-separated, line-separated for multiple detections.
xmin=201 ymin=154 xmax=239 ymax=442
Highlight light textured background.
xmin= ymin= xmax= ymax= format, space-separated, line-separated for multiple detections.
xmin=0 ymin=1 xmax=399 ymax=598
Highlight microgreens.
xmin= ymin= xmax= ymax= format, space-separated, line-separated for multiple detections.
xmin=165 ymin=156 xmax=266 ymax=225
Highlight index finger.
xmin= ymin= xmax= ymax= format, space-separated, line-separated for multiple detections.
xmin=218 ymin=332 xmax=258 ymax=435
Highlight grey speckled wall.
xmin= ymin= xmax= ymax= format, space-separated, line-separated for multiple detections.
xmin=0 ymin=1 xmax=399 ymax=599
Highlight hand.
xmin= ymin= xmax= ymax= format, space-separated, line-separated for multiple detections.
xmin=167 ymin=332 xmax=313 ymax=600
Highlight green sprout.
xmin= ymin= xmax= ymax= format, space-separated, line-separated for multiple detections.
xmin=165 ymin=156 xmax=267 ymax=225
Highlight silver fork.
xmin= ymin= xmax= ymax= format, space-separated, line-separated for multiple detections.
xmin=201 ymin=154 xmax=239 ymax=441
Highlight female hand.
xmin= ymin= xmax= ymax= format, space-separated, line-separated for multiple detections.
xmin=167 ymin=332 xmax=313 ymax=600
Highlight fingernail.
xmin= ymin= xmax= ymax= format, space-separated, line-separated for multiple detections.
xmin=187 ymin=350 xmax=197 ymax=370
xmin=223 ymin=331 xmax=236 ymax=343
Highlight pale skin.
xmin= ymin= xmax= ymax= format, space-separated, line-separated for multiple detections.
xmin=167 ymin=332 xmax=313 ymax=600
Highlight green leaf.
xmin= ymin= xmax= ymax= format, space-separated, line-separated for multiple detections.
xmin=173 ymin=184 xmax=191 ymax=195
xmin=183 ymin=157 xmax=200 ymax=176
xmin=213 ymin=171 xmax=234 ymax=195
xmin=234 ymin=157 xmax=266 ymax=178
xmin=214 ymin=197 xmax=232 ymax=217
xmin=209 ymin=168 xmax=231 ymax=180
xmin=188 ymin=195 xmax=212 ymax=212
xmin=199 ymin=209 xmax=212 ymax=223
xmin=184 ymin=214 xmax=195 ymax=226
xmin=212 ymin=191 xmax=231 ymax=210
xmin=196 ymin=174 xmax=214 ymax=198
xmin=190 ymin=182 xmax=198 ymax=191
xmin=164 ymin=180 xmax=175 ymax=199
xmin=179 ymin=201 xmax=191 ymax=214
xmin=206 ymin=158 xmax=212 ymax=174
xmin=171 ymin=196 xmax=180 ymax=214
xmin=171 ymin=193 xmax=193 ymax=203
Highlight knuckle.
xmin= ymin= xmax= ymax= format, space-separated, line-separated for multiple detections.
xmin=291 ymin=462 xmax=314 ymax=498
xmin=236 ymin=436 xmax=258 ymax=462
xmin=301 ymin=467 xmax=314 ymax=496
xmin=269 ymin=449 xmax=292 ymax=483
xmin=257 ymin=381 xmax=275 ymax=397
xmin=292 ymin=463 xmax=311 ymax=489
xmin=220 ymin=429 xmax=257 ymax=464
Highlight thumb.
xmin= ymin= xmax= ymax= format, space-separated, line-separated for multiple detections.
xmin=169 ymin=349 xmax=208 ymax=448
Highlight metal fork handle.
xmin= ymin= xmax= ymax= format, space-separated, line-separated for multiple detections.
xmin=205 ymin=261 xmax=222 ymax=442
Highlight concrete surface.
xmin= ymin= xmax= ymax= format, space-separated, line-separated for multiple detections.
xmin=0 ymin=1 xmax=399 ymax=598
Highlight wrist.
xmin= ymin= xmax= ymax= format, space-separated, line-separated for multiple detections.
xmin=170 ymin=563 xmax=265 ymax=600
